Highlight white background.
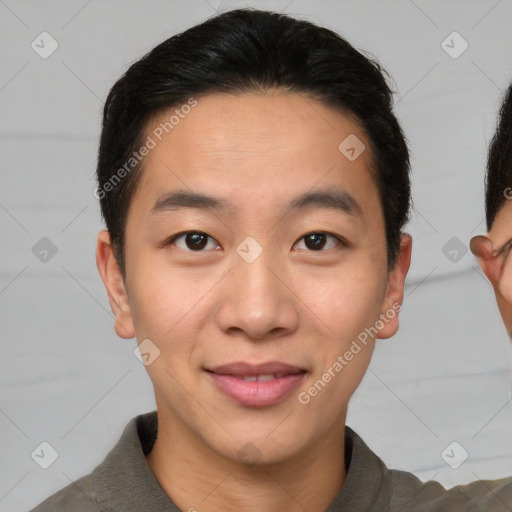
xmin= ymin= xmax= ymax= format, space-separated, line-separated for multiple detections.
xmin=1 ymin=0 xmax=512 ymax=510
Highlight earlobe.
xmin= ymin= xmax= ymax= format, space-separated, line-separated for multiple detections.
xmin=377 ymin=233 xmax=412 ymax=339
xmin=96 ymin=230 xmax=135 ymax=339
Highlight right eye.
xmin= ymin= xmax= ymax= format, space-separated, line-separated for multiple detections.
xmin=166 ymin=231 xmax=222 ymax=252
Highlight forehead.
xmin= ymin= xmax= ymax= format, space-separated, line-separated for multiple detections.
xmin=133 ymin=91 xmax=381 ymax=221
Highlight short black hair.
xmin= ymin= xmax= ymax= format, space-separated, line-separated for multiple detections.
xmin=96 ymin=8 xmax=411 ymax=277
xmin=485 ymin=82 xmax=512 ymax=230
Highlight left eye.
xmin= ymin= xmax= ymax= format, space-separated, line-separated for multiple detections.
xmin=168 ymin=231 xmax=221 ymax=251
xmin=294 ymin=232 xmax=343 ymax=251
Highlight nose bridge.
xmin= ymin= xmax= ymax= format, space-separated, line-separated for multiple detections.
xmin=237 ymin=245 xmax=280 ymax=297
xmin=216 ymin=239 xmax=298 ymax=339
xmin=235 ymin=237 xmax=284 ymax=305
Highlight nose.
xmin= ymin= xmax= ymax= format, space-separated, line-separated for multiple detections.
xmin=215 ymin=249 xmax=300 ymax=342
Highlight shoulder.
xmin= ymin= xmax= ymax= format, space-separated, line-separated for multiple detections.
xmin=28 ymin=474 xmax=101 ymax=512
xmin=28 ymin=411 xmax=157 ymax=511
xmin=345 ymin=426 xmax=512 ymax=511
xmin=385 ymin=468 xmax=512 ymax=511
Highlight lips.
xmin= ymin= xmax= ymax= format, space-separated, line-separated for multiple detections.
xmin=205 ymin=361 xmax=307 ymax=407
xmin=207 ymin=361 xmax=306 ymax=377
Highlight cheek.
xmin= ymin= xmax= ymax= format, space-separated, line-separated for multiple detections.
xmin=128 ymin=270 xmax=203 ymax=394
xmin=129 ymin=275 xmax=172 ymax=337
xmin=499 ymin=261 xmax=512 ymax=304
xmin=299 ymin=331 xmax=375 ymax=434
xmin=298 ymin=262 xmax=386 ymax=394
xmin=128 ymin=255 xmax=208 ymax=336
xmin=298 ymin=263 xmax=387 ymax=338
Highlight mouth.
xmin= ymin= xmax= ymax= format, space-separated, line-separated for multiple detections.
xmin=204 ymin=361 xmax=307 ymax=407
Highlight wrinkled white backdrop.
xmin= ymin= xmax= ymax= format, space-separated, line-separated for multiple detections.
xmin=1 ymin=1 xmax=512 ymax=511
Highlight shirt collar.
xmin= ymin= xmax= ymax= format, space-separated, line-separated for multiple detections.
xmin=326 ymin=425 xmax=389 ymax=511
xmin=92 ymin=410 xmax=180 ymax=511
xmin=91 ymin=410 xmax=388 ymax=511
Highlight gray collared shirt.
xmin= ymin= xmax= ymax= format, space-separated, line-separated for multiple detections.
xmin=30 ymin=410 xmax=512 ymax=511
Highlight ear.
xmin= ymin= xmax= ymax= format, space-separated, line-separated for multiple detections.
xmin=470 ymin=235 xmax=504 ymax=286
xmin=96 ymin=229 xmax=135 ymax=339
xmin=377 ymin=233 xmax=412 ymax=339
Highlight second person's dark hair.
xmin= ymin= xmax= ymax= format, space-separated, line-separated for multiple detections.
xmin=96 ymin=8 xmax=411 ymax=277
xmin=485 ymin=82 xmax=512 ymax=230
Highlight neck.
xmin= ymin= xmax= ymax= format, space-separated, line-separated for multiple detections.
xmin=146 ymin=409 xmax=347 ymax=512
xmin=495 ymin=289 xmax=512 ymax=337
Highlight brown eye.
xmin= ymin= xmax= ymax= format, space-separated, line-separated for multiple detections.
xmin=168 ymin=231 xmax=221 ymax=251
xmin=294 ymin=232 xmax=343 ymax=251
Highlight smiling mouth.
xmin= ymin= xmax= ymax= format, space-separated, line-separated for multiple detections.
xmin=204 ymin=362 xmax=308 ymax=407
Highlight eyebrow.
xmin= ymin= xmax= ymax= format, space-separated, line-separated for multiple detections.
xmin=150 ymin=186 xmax=363 ymax=218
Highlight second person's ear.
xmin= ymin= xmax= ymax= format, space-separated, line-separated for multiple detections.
xmin=470 ymin=235 xmax=504 ymax=286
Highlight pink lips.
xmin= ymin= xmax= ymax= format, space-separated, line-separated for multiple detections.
xmin=205 ymin=361 xmax=307 ymax=407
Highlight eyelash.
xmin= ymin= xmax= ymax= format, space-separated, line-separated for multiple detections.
xmin=165 ymin=231 xmax=348 ymax=252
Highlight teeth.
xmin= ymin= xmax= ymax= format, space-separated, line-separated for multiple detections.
xmin=241 ymin=373 xmax=278 ymax=381
xmin=258 ymin=374 xmax=276 ymax=381
xmin=230 ymin=372 xmax=304 ymax=381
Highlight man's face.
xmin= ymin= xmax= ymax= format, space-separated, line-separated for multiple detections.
xmin=97 ymin=91 xmax=410 ymax=464
xmin=472 ymin=198 xmax=512 ymax=337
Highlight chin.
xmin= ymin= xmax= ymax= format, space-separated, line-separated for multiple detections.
xmin=214 ymin=431 xmax=306 ymax=467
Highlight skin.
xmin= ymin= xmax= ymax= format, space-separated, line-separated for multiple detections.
xmin=96 ymin=90 xmax=412 ymax=512
xmin=471 ymin=199 xmax=512 ymax=337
